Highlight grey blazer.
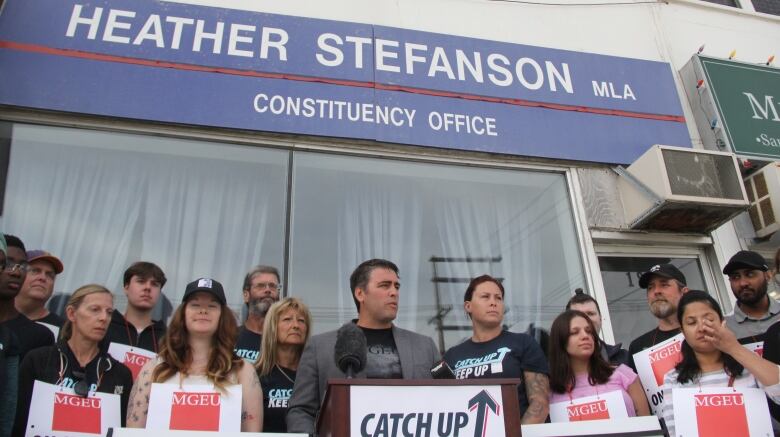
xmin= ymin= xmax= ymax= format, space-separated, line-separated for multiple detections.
xmin=286 ymin=322 xmax=440 ymax=433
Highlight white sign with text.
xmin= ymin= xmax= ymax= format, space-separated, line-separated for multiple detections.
xmin=27 ymin=380 xmax=121 ymax=437
xmin=350 ymin=385 xmax=505 ymax=437
xmin=147 ymin=383 xmax=242 ymax=432
xmin=672 ymin=387 xmax=772 ymax=437
xmin=633 ymin=333 xmax=684 ymax=414
xmin=549 ymin=390 xmax=628 ymax=423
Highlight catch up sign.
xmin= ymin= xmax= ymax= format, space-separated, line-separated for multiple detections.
xmin=0 ymin=0 xmax=690 ymax=164
xmin=351 ymin=385 xmax=505 ymax=437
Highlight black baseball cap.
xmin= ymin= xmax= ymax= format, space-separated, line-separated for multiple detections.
xmin=639 ymin=264 xmax=687 ymax=289
xmin=183 ymin=277 xmax=226 ymax=305
xmin=723 ymin=250 xmax=768 ymax=275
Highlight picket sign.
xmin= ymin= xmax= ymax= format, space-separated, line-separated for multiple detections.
xmin=107 ymin=342 xmax=156 ymax=380
xmin=549 ymin=390 xmax=628 ymax=423
xmin=633 ymin=333 xmax=684 ymax=414
xmin=147 ymin=383 xmax=242 ymax=432
xmin=743 ymin=341 xmax=764 ymax=357
xmin=27 ymin=380 xmax=121 ymax=437
xmin=672 ymin=386 xmax=772 ymax=437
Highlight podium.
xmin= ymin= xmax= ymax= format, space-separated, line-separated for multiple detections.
xmin=316 ymin=378 xmax=522 ymax=437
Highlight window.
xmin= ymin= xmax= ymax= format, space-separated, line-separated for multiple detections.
xmin=289 ymin=152 xmax=586 ymax=349
xmin=0 ymin=123 xmax=288 ymax=319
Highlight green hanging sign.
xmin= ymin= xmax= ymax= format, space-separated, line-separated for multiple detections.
xmin=698 ymin=56 xmax=780 ymax=159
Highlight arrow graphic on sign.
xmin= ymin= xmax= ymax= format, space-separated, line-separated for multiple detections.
xmin=468 ymin=390 xmax=500 ymax=437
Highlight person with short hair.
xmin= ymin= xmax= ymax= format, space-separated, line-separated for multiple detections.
xmin=443 ymin=274 xmax=550 ymax=424
xmin=286 ymin=259 xmax=439 ymax=433
xmin=235 ymin=265 xmax=281 ymax=362
xmin=105 ymin=262 xmax=167 ymax=354
xmin=0 ymin=235 xmax=54 ymax=361
xmin=126 ymin=278 xmax=262 ymax=432
xmin=14 ymin=284 xmax=133 ymax=437
xmin=15 ymin=250 xmax=65 ymax=335
xmin=627 ymin=264 xmax=689 ymax=370
xmin=255 ymin=297 xmax=311 ymax=433
xmin=0 ymin=235 xmax=20 ymax=437
xmin=548 ymin=309 xmax=649 ymax=421
xmin=566 ymin=289 xmax=629 ymax=366
xmin=658 ymin=290 xmax=780 ymax=436
xmin=723 ymin=250 xmax=780 ymax=341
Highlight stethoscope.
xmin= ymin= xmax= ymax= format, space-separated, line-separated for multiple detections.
xmin=55 ymin=343 xmax=112 ymax=397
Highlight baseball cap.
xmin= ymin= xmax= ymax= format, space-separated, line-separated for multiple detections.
xmin=722 ymin=250 xmax=768 ymax=275
xmin=26 ymin=250 xmax=64 ymax=274
xmin=639 ymin=264 xmax=687 ymax=289
xmin=183 ymin=277 xmax=226 ymax=305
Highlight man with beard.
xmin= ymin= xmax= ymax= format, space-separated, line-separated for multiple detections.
xmin=723 ymin=250 xmax=780 ymax=341
xmin=627 ymin=264 xmax=688 ymax=371
xmin=0 ymin=235 xmax=54 ymax=360
xmin=235 ymin=265 xmax=281 ymax=362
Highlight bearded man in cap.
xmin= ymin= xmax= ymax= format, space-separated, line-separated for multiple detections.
xmin=723 ymin=250 xmax=780 ymax=341
xmin=627 ymin=263 xmax=689 ymax=370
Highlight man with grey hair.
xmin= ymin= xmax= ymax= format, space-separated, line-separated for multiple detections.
xmin=234 ymin=265 xmax=282 ymax=362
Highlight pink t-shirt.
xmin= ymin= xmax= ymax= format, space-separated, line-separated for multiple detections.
xmin=549 ymin=364 xmax=638 ymax=416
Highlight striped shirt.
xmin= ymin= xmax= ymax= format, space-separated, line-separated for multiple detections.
xmin=659 ymin=368 xmax=780 ymax=436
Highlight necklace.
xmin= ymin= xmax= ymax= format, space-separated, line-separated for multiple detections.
xmin=275 ymin=364 xmax=295 ymax=384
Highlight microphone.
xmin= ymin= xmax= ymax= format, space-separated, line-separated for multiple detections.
xmin=430 ymin=360 xmax=456 ymax=379
xmin=334 ymin=323 xmax=367 ymax=378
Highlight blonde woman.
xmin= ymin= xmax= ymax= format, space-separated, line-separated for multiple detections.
xmin=15 ymin=284 xmax=133 ymax=435
xmin=126 ymin=278 xmax=262 ymax=431
xmin=255 ymin=297 xmax=311 ymax=432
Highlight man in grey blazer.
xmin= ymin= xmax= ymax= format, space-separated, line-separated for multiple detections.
xmin=286 ymin=259 xmax=440 ymax=434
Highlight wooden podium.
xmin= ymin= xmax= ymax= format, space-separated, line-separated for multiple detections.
xmin=316 ymin=378 xmax=522 ymax=436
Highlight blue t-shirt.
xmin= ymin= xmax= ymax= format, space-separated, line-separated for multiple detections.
xmin=443 ymin=330 xmax=549 ymax=415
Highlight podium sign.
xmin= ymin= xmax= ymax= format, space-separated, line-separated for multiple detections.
xmin=351 ymin=385 xmax=505 ymax=437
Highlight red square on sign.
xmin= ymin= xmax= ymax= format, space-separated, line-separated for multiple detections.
xmin=51 ymin=392 xmax=102 ymax=434
xmin=695 ymin=393 xmax=749 ymax=437
xmin=169 ymin=392 xmax=221 ymax=431
xmin=567 ymin=399 xmax=611 ymax=422
xmin=123 ymin=351 xmax=151 ymax=380
xmin=649 ymin=341 xmax=682 ymax=386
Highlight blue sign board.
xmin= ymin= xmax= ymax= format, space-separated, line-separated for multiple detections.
xmin=0 ymin=0 xmax=691 ymax=163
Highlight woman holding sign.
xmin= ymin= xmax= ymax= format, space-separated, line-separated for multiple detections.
xmin=14 ymin=284 xmax=133 ymax=436
xmin=659 ymin=290 xmax=780 ymax=436
xmin=255 ymin=297 xmax=311 ymax=432
xmin=548 ymin=310 xmax=650 ymax=422
xmin=126 ymin=278 xmax=262 ymax=432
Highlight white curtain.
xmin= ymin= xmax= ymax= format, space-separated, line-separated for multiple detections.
xmin=336 ymin=180 xmax=423 ymax=329
xmin=0 ymin=124 xmax=286 ymax=319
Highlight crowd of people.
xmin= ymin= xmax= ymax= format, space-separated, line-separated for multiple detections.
xmin=0 ymin=229 xmax=779 ymax=436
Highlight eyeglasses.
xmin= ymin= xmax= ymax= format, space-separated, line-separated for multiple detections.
xmin=252 ymin=282 xmax=282 ymax=291
xmin=1 ymin=261 xmax=29 ymax=274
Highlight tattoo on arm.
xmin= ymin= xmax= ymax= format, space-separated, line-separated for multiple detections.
xmin=522 ymin=371 xmax=550 ymax=425
xmin=241 ymin=411 xmax=255 ymax=422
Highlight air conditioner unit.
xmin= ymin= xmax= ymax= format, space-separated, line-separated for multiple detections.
xmin=616 ymin=145 xmax=748 ymax=233
xmin=744 ymin=163 xmax=780 ymax=238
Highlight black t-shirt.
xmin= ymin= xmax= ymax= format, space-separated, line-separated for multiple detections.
xmin=627 ymin=327 xmax=680 ymax=371
xmin=36 ymin=312 xmax=64 ymax=328
xmin=762 ymin=321 xmax=780 ymax=422
xmin=234 ymin=326 xmax=261 ymax=362
xmin=360 ymin=326 xmax=402 ymax=379
xmin=104 ymin=311 xmax=165 ymax=354
xmin=259 ymin=365 xmax=296 ymax=433
xmin=443 ymin=331 xmax=549 ymax=417
xmin=0 ymin=314 xmax=54 ymax=360
xmin=0 ymin=323 xmax=20 ymax=433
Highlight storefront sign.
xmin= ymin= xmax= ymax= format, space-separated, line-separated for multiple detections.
xmin=633 ymin=333 xmax=684 ymax=414
xmin=351 ymin=385 xmax=505 ymax=437
xmin=671 ymin=387 xmax=772 ymax=437
xmin=0 ymin=0 xmax=690 ymax=164
xmin=697 ymin=56 xmax=780 ymax=159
